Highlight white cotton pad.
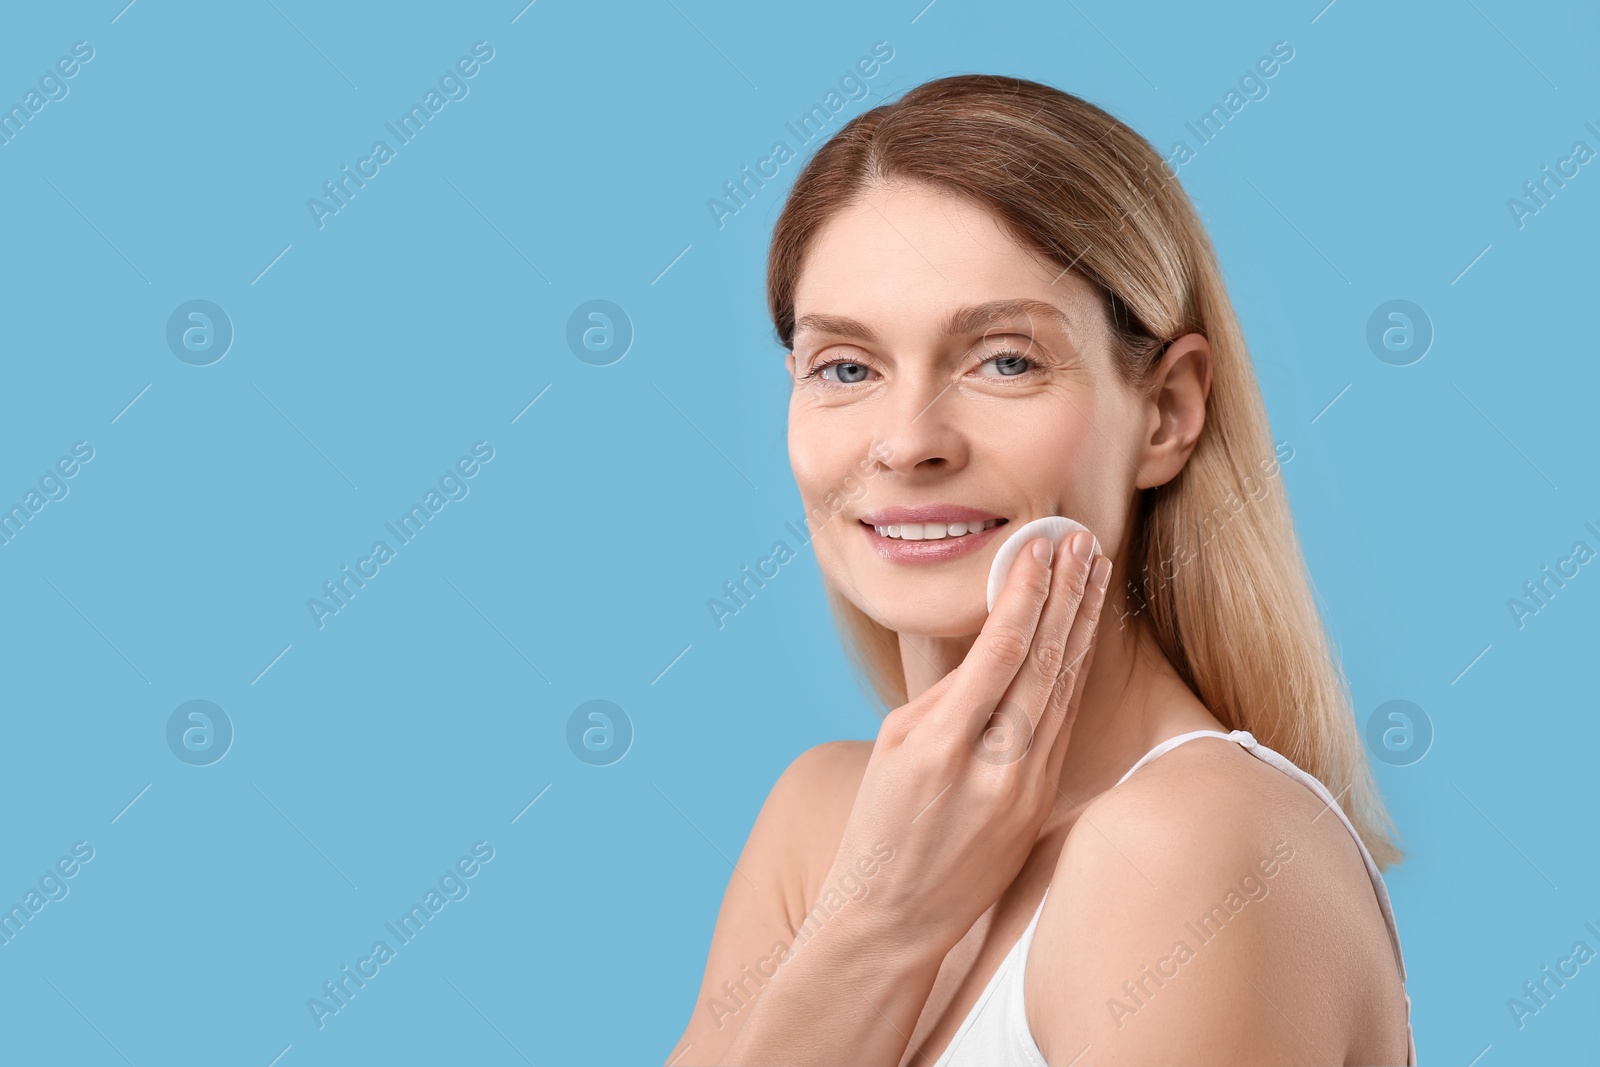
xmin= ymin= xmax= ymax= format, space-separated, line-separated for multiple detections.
xmin=985 ymin=516 xmax=1099 ymax=612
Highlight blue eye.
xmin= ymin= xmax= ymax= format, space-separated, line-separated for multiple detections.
xmin=804 ymin=359 xmax=872 ymax=384
xmin=980 ymin=351 xmax=1032 ymax=376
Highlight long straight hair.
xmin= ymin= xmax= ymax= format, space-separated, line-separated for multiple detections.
xmin=765 ymin=74 xmax=1402 ymax=868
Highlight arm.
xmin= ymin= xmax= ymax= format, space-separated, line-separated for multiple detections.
xmin=714 ymin=867 xmax=949 ymax=1067
xmin=667 ymin=740 xmax=923 ymax=1066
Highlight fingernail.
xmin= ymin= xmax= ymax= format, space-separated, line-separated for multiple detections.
xmin=1071 ymin=531 xmax=1094 ymax=563
xmin=1031 ymin=537 xmax=1053 ymax=565
xmin=1091 ymin=556 xmax=1112 ymax=589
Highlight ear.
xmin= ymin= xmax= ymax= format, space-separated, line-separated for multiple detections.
xmin=785 ymin=351 xmax=796 ymax=378
xmin=1135 ymin=333 xmax=1211 ymax=490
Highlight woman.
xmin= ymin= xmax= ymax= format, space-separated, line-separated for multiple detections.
xmin=670 ymin=74 xmax=1414 ymax=1066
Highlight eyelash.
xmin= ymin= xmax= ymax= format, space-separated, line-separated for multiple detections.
xmin=800 ymin=349 xmax=1036 ymax=386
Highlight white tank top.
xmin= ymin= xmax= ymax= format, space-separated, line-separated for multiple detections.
xmin=929 ymin=729 xmax=1416 ymax=1067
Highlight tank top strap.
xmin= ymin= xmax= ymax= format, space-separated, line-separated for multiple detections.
xmin=1113 ymin=728 xmax=1245 ymax=787
xmin=1233 ymin=737 xmax=1411 ymax=984
xmin=1206 ymin=732 xmax=1417 ymax=1066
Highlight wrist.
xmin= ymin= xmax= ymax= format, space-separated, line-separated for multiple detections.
xmin=809 ymin=837 xmax=951 ymax=968
xmin=722 ymin=918 xmax=939 ymax=1067
xmin=787 ymin=886 xmax=947 ymax=983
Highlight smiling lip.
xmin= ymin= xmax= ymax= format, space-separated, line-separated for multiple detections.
xmin=860 ymin=504 xmax=1004 ymax=525
xmin=858 ymin=505 xmax=1009 ymax=564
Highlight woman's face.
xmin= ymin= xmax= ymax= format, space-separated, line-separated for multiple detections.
xmin=786 ymin=180 xmax=1157 ymax=639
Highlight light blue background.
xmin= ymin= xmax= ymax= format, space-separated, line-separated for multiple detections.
xmin=1 ymin=1 xmax=1596 ymax=1063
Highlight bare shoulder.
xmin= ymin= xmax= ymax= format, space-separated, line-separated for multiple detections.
xmin=1026 ymin=738 xmax=1409 ymax=1066
xmin=726 ymin=737 xmax=877 ymax=934
xmin=773 ymin=738 xmax=873 ymax=816
xmin=781 ymin=736 xmax=875 ymax=792
xmin=768 ymin=739 xmax=874 ymax=870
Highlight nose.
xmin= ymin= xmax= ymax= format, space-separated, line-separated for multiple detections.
xmin=873 ymin=374 xmax=967 ymax=477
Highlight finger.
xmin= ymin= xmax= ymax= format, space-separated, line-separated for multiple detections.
xmin=942 ymin=534 xmax=1055 ymax=737
xmin=1002 ymin=529 xmax=1096 ymax=740
xmin=1039 ymin=553 xmax=1112 ymax=782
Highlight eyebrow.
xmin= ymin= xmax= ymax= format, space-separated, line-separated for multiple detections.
xmin=792 ymin=298 xmax=1076 ymax=347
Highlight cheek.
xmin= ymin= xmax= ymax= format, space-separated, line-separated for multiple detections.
xmin=789 ymin=423 xmax=875 ymax=569
xmin=789 ymin=426 xmax=857 ymax=528
xmin=787 ymin=424 xmax=839 ymax=503
xmin=1018 ymin=403 xmax=1132 ymax=525
xmin=1021 ymin=409 xmax=1100 ymax=482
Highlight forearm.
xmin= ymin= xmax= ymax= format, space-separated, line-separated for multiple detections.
xmin=716 ymin=907 xmax=943 ymax=1067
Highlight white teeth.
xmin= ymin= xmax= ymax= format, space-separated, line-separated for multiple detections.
xmin=872 ymin=519 xmax=1000 ymax=541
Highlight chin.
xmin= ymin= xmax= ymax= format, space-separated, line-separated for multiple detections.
xmin=850 ymin=585 xmax=989 ymax=639
xmin=892 ymin=617 xmax=987 ymax=639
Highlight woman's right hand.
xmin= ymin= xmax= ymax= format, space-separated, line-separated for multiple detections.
xmin=813 ymin=528 xmax=1112 ymax=964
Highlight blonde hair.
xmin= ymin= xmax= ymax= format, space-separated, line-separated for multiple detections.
xmin=766 ymin=74 xmax=1402 ymax=868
